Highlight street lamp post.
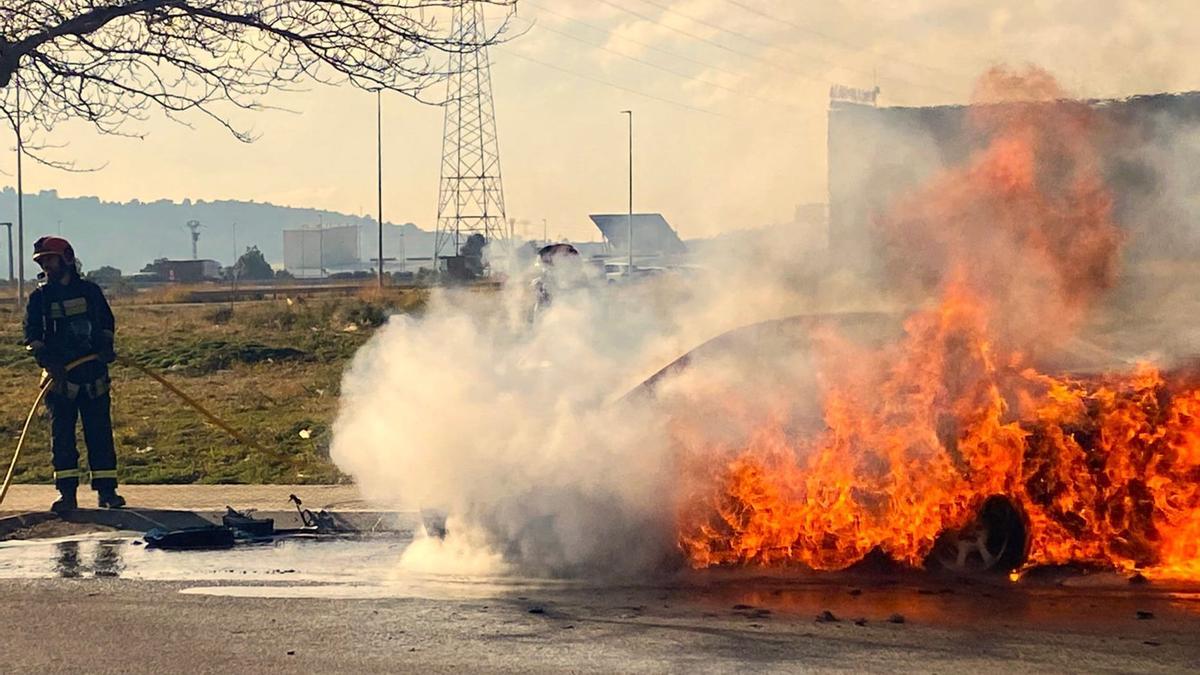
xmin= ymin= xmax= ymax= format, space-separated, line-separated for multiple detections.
xmin=1 ymin=222 xmax=13 ymax=285
xmin=15 ymin=72 xmax=25 ymax=310
xmin=376 ymin=89 xmax=384 ymax=290
xmin=231 ymin=221 xmax=238 ymax=313
xmin=620 ymin=110 xmax=633 ymax=275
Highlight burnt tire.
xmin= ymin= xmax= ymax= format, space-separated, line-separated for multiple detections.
xmin=926 ymin=495 xmax=1028 ymax=575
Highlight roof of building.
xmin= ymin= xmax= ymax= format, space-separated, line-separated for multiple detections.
xmin=589 ymin=213 xmax=687 ymax=255
xmin=831 ymin=90 xmax=1200 ymax=114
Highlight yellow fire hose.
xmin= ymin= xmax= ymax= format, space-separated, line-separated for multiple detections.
xmin=0 ymin=354 xmax=99 ymax=507
xmin=0 ymin=353 xmax=279 ymax=509
xmin=119 ymin=358 xmax=273 ymax=457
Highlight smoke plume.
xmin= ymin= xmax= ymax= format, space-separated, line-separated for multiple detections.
xmin=333 ymin=64 xmax=1200 ymax=579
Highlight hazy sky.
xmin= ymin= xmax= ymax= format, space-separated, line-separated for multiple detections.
xmin=4 ymin=0 xmax=1198 ymax=243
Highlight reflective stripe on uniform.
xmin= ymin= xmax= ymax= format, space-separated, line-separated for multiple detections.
xmin=62 ymin=297 xmax=88 ymax=316
xmin=90 ymin=469 xmax=118 ymax=480
xmin=54 ymin=468 xmax=84 ymax=480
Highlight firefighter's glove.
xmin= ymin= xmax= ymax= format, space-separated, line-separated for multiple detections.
xmin=45 ymin=364 xmax=68 ymax=385
xmin=96 ymin=331 xmax=117 ymax=364
xmin=27 ymin=342 xmax=56 ymax=370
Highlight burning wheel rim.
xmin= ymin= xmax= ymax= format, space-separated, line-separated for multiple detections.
xmin=927 ymin=496 xmax=1028 ymax=575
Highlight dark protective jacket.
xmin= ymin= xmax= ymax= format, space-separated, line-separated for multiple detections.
xmin=24 ymin=274 xmax=115 ymax=388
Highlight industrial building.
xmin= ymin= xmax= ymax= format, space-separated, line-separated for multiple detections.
xmin=827 ymin=91 xmax=1200 ymax=270
xmin=154 ymin=259 xmax=222 ymax=283
xmin=588 ymin=213 xmax=687 ymax=261
xmin=282 ymin=225 xmax=362 ymax=277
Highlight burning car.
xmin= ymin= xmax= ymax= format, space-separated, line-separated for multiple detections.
xmin=634 ymin=306 xmax=1200 ymax=581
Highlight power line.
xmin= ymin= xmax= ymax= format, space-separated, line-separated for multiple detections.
xmin=525 ymin=0 xmax=747 ymax=84
xmin=592 ymin=0 xmax=832 ymax=86
xmin=499 ymin=47 xmax=729 ymax=118
xmin=635 ymin=0 xmax=873 ymax=80
xmin=619 ymin=0 xmax=955 ymax=97
xmin=720 ymin=0 xmax=978 ymax=79
xmin=529 ymin=19 xmax=817 ymax=114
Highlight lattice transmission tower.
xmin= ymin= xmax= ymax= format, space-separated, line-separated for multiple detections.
xmin=434 ymin=2 xmax=510 ymax=266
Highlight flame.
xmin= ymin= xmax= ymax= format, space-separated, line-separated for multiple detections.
xmin=673 ymin=66 xmax=1200 ymax=579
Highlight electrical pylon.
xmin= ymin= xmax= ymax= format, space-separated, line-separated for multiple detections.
xmin=434 ymin=2 xmax=509 ymax=267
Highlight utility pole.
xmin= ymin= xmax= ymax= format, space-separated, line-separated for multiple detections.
xmin=231 ymin=221 xmax=238 ymax=313
xmin=15 ymin=72 xmax=25 ymax=310
xmin=376 ymin=88 xmax=384 ymax=290
xmin=1 ymin=222 xmax=12 ymax=285
xmin=400 ymin=224 xmax=406 ymax=276
xmin=542 ymin=218 xmax=548 ymax=244
xmin=621 ymin=110 xmax=633 ymax=275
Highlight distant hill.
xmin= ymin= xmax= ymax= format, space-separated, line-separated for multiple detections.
xmin=0 ymin=187 xmax=433 ymax=275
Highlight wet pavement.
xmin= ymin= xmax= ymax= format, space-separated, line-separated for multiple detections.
xmin=0 ymin=532 xmax=410 ymax=583
xmin=1 ymin=533 xmax=1199 ymax=672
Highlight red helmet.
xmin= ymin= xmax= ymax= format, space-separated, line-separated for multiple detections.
xmin=32 ymin=236 xmax=75 ymax=264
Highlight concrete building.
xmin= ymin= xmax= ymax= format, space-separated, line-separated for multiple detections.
xmin=282 ymin=225 xmax=361 ymax=277
xmin=827 ymin=91 xmax=1200 ymax=271
xmin=159 ymin=259 xmax=221 ymax=282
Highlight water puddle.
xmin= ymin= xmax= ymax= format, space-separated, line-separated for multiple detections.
xmin=180 ymin=576 xmax=590 ymax=600
xmin=0 ymin=532 xmax=411 ymax=583
xmin=0 ymin=532 xmax=596 ymax=600
xmin=6 ymin=533 xmax=1200 ymax=615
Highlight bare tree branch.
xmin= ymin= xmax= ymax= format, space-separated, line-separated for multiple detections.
xmin=0 ymin=0 xmax=516 ymax=151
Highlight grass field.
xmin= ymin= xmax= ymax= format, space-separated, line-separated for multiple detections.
xmin=0 ymin=287 xmax=428 ymax=485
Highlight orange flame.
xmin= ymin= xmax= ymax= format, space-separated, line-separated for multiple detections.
xmin=673 ymin=67 xmax=1200 ymax=579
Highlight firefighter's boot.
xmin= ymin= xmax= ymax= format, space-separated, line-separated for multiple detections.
xmin=51 ymin=489 xmax=77 ymax=514
xmin=97 ymin=489 xmax=126 ymax=509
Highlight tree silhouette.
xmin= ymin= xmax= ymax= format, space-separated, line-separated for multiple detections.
xmin=0 ymin=1 xmax=516 ymax=144
xmin=232 ymin=245 xmax=273 ymax=280
xmin=85 ymin=264 xmax=123 ymax=283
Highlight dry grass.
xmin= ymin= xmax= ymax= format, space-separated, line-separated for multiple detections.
xmin=0 ymin=290 xmax=430 ymax=485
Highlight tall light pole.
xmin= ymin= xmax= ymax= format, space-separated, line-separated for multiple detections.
xmin=620 ymin=110 xmax=633 ymax=275
xmin=1 ymin=222 xmax=12 ymax=284
xmin=15 ymin=71 xmax=25 ymax=309
xmin=231 ymin=221 xmax=238 ymax=313
xmin=376 ymin=88 xmax=384 ymax=290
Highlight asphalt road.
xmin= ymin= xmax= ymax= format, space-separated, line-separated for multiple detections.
xmin=1 ymin=573 xmax=1197 ymax=674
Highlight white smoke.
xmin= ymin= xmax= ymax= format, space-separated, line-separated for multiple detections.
xmin=330 ymin=234 xmax=845 ymax=578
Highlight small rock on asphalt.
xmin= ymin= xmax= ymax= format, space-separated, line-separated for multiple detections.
xmin=887 ymin=613 xmax=906 ymax=624
xmin=1136 ymin=611 xmax=1155 ymax=620
xmin=816 ymin=610 xmax=839 ymax=623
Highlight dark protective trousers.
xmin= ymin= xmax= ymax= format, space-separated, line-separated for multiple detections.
xmin=46 ymin=390 xmax=118 ymax=492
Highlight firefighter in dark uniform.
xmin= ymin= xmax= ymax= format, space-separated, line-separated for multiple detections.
xmin=23 ymin=236 xmax=126 ymax=512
